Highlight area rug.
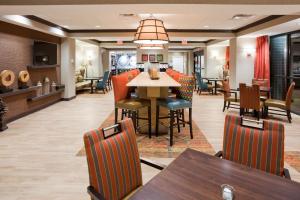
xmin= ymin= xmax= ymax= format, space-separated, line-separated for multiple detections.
xmin=285 ymin=151 xmax=300 ymax=173
xmin=76 ymin=111 xmax=216 ymax=158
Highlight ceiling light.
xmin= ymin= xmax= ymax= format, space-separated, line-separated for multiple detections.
xmin=62 ymin=25 xmax=69 ymax=28
xmin=232 ymin=14 xmax=254 ymax=20
xmin=120 ymin=14 xmax=136 ymax=17
xmin=203 ymin=25 xmax=209 ymax=28
xmin=182 ymin=40 xmax=188 ymax=45
xmin=95 ymin=25 xmax=101 ymax=28
xmin=134 ymin=15 xmax=169 ymax=45
xmin=139 ymin=44 xmax=164 ymax=50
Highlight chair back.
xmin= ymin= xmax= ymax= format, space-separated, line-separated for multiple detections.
xmin=112 ymin=73 xmax=129 ymax=102
xmin=84 ymin=118 xmax=142 ymax=200
xmin=239 ymin=83 xmax=260 ymax=110
xmin=103 ymin=71 xmax=110 ymax=82
xmin=221 ymin=80 xmax=231 ymax=99
xmin=285 ymin=82 xmax=295 ymax=109
xmin=178 ymin=75 xmax=195 ymax=102
xmin=223 ymin=115 xmax=285 ymax=176
xmin=252 ymin=79 xmax=268 ymax=87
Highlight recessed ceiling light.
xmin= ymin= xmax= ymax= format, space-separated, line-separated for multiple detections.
xmin=95 ymin=25 xmax=101 ymax=28
xmin=232 ymin=14 xmax=254 ymax=20
xmin=120 ymin=13 xmax=136 ymax=17
xmin=62 ymin=25 xmax=69 ymax=28
xmin=203 ymin=25 xmax=209 ymax=28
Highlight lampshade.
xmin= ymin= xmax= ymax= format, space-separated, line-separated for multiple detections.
xmin=134 ymin=18 xmax=169 ymax=44
xmin=139 ymin=44 xmax=164 ymax=50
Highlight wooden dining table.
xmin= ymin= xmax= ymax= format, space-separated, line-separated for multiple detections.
xmin=127 ymin=72 xmax=181 ymax=134
xmin=129 ymin=148 xmax=300 ymax=200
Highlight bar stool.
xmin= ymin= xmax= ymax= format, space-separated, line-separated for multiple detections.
xmin=112 ymin=71 xmax=152 ymax=138
xmin=156 ymin=75 xmax=195 ymax=146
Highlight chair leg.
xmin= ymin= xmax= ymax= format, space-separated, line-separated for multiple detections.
xmin=148 ymin=106 xmax=152 ymax=138
xmin=176 ymin=110 xmax=180 ymax=133
xmin=170 ymin=110 xmax=174 ymax=146
xmin=137 ymin=110 xmax=139 ymax=128
xmin=287 ymin=110 xmax=292 ymax=123
xmin=223 ymin=101 xmax=226 ymax=112
xmin=121 ymin=109 xmax=124 ymax=120
xmin=114 ymin=107 xmax=118 ymax=124
xmin=132 ymin=111 xmax=137 ymax=132
xmin=182 ymin=109 xmax=185 ymax=127
xmin=227 ymin=102 xmax=231 ymax=109
xmin=189 ymin=108 xmax=193 ymax=139
xmin=240 ymin=108 xmax=244 ymax=116
xmin=155 ymin=105 xmax=159 ymax=137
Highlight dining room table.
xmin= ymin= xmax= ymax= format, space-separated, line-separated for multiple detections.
xmin=127 ymin=72 xmax=181 ymax=134
xmin=203 ymin=77 xmax=223 ymax=95
xmin=83 ymin=77 xmax=103 ymax=93
xmin=129 ymin=148 xmax=300 ymax=200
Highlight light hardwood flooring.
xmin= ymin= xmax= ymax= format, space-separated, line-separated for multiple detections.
xmin=0 ymin=91 xmax=299 ymax=199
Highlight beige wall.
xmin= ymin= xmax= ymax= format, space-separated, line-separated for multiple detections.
xmin=205 ymin=45 xmax=226 ymax=78
xmin=136 ymin=46 xmax=168 ymax=63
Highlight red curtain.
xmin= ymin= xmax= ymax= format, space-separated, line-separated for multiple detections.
xmin=254 ymin=36 xmax=270 ymax=86
xmin=225 ymin=46 xmax=230 ymax=69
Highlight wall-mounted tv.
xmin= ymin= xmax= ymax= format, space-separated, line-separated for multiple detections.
xmin=33 ymin=41 xmax=57 ymax=65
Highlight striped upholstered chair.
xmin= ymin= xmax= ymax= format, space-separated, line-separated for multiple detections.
xmin=215 ymin=114 xmax=290 ymax=179
xmin=84 ymin=118 xmax=165 ymax=200
xmin=156 ymin=75 xmax=195 ymax=146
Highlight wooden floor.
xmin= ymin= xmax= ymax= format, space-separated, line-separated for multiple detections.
xmin=0 ymin=91 xmax=299 ymax=199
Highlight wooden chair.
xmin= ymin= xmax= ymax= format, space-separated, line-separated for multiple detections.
xmin=239 ymin=83 xmax=263 ymax=120
xmin=84 ymin=118 xmax=165 ymax=200
xmin=112 ymin=72 xmax=152 ymax=138
xmin=252 ymin=78 xmax=269 ymax=100
xmin=156 ymin=75 xmax=195 ymax=146
xmin=221 ymin=80 xmax=239 ymax=112
xmin=264 ymin=82 xmax=295 ymax=123
xmin=215 ymin=114 xmax=290 ymax=179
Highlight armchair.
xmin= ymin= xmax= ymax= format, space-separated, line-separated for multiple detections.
xmin=84 ymin=118 xmax=166 ymax=200
xmin=215 ymin=114 xmax=290 ymax=179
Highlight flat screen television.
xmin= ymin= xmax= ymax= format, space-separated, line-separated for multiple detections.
xmin=33 ymin=41 xmax=57 ymax=65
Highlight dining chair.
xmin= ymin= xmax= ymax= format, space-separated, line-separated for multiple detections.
xmin=264 ymin=82 xmax=295 ymax=123
xmin=252 ymin=78 xmax=269 ymax=100
xmin=96 ymin=71 xmax=110 ymax=94
xmin=239 ymin=83 xmax=263 ymax=120
xmin=156 ymin=75 xmax=195 ymax=146
xmin=106 ymin=71 xmax=112 ymax=90
xmin=84 ymin=118 xmax=165 ymax=200
xmin=112 ymin=72 xmax=152 ymax=138
xmin=215 ymin=114 xmax=290 ymax=179
xmin=221 ymin=80 xmax=239 ymax=112
xmin=195 ymin=72 xmax=213 ymax=95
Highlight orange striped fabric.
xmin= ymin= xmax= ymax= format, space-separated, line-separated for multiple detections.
xmin=84 ymin=118 xmax=142 ymax=200
xmin=223 ymin=115 xmax=285 ymax=176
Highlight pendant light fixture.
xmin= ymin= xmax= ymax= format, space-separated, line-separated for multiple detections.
xmin=134 ymin=14 xmax=169 ymax=45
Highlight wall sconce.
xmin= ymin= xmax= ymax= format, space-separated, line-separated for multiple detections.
xmin=243 ymin=46 xmax=255 ymax=58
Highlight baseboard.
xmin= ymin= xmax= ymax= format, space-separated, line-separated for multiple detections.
xmin=62 ymin=96 xmax=76 ymax=101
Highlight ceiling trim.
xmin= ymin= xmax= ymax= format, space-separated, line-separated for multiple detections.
xmin=1 ymin=0 xmax=300 ymax=5
xmin=24 ymin=15 xmax=280 ymax=35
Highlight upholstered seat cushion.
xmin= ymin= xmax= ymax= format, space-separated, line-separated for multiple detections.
xmin=265 ymin=99 xmax=286 ymax=110
xmin=116 ymin=99 xmax=150 ymax=110
xmin=158 ymin=97 xmax=192 ymax=110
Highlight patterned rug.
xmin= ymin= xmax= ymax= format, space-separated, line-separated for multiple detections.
xmin=285 ymin=151 xmax=300 ymax=173
xmin=76 ymin=111 xmax=215 ymax=158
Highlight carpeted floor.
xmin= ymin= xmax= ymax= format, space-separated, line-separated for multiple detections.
xmin=77 ymin=111 xmax=216 ymax=158
xmin=77 ymin=111 xmax=300 ymax=174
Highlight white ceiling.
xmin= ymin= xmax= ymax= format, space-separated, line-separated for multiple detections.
xmin=0 ymin=4 xmax=300 ymax=30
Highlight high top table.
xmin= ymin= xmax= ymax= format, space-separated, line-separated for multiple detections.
xmin=130 ymin=149 xmax=300 ymax=200
xmin=127 ymin=72 xmax=181 ymax=134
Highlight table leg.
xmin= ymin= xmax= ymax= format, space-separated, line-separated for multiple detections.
xmin=90 ymin=80 xmax=94 ymax=94
xmin=214 ymin=81 xmax=217 ymax=95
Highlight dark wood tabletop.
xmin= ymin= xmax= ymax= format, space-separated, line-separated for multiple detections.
xmin=130 ymin=149 xmax=300 ymax=200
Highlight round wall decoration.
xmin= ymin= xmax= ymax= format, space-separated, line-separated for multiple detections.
xmin=18 ymin=70 xmax=30 ymax=83
xmin=0 ymin=70 xmax=15 ymax=87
